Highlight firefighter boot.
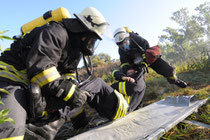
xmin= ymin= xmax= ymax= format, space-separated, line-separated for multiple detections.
xmin=26 ymin=118 xmax=65 ymax=140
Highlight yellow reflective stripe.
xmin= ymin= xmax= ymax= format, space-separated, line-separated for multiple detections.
xmin=1 ymin=135 xmax=24 ymax=140
xmin=31 ymin=66 xmax=61 ymax=87
xmin=113 ymin=90 xmax=129 ymax=120
xmin=113 ymin=103 xmax=122 ymax=120
xmin=3 ymin=48 xmax=11 ymax=52
xmin=63 ymin=73 xmax=76 ymax=80
xmin=119 ymin=82 xmax=127 ymax=97
xmin=118 ymin=82 xmax=122 ymax=94
xmin=0 ymin=71 xmax=28 ymax=85
xmin=121 ymin=82 xmax=131 ymax=104
xmin=63 ymin=84 xmax=76 ymax=101
xmin=127 ymin=96 xmax=131 ymax=104
xmin=168 ymin=73 xmax=177 ymax=80
xmin=42 ymin=111 xmax=48 ymax=117
xmin=121 ymin=95 xmax=128 ymax=118
xmin=0 ymin=88 xmax=10 ymax=95
xmin=71 ymin=106 xmax=84 ymax=119
xmin=142 ymin=54 xmax=146 ymax=59
xmin=115 ymin=94 xmax=127 ymax=119
xmin=113 ymin=90 xmax=122 ymax=120
xmin=63 ymin=73 xmax=76 ymax=77
xmin=119 ymin=100 xmax=125 ymax=118
xmin=141 ymin=62 xmax=148 ymax=67
xmin=112 ymin=69 xmax=119 ymax=78
xmin=120 ymin=63 xmax=130 ymax=68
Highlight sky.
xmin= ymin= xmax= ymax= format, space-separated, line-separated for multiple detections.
xmin=0 ymin=0 xmax=208 ymax=60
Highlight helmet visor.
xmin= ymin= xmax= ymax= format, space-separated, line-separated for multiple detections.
xmin=117 ymin=37 xmax=130 ymax=51
xmin=94 ymin=23 xmax=109 ymax=40
xmin=82 ymin=35 xmax=101 ymax=56
xmin=114 ymin=32 xmax=129 ymax=43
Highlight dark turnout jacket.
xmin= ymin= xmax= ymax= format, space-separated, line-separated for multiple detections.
xmin=112 ymin=32 xmax=176 ymax=112
xmin=0 ymin=19 xmax=85 ymax=95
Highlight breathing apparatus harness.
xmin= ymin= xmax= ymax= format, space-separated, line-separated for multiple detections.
xmin=126 ymin=35 xmax=149 ymax=73
xmin=76 ymin=54 xmax=94 ymax=87
xmin=13 ymin=7 xmax=95 ymax=122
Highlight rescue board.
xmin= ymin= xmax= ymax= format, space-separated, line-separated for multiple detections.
xmin=69 ymin=95 xmax=208 ymax=140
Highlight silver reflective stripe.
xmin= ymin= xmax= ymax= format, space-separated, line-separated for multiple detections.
xmin=31 ymin=66 xmax=61 ymax=87
xmin=56 ymin=88 xmax=64 ymax=98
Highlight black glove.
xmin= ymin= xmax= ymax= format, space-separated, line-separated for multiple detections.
xmin=54 ymin=79 xmax=90 ymax=108
xmin=174 ymin=79 xmax=187 ymax=88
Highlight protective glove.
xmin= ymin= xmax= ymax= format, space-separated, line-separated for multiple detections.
xmin=55 ymin=79 xmax=91 ymax=108
xmin=71 ymin=90 xmax=91 ymax=108
xmin=174 ymin=79 xmax=187 ymax=88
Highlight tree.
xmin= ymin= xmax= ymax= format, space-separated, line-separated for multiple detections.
xmin=158 ymin=2 xmax=210 ymax=64
xmin=90 ymin=53 xmax=112 ymax=67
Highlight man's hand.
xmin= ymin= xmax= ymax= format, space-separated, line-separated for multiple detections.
xmin=122 ymin=76 xmax=135 ymax=83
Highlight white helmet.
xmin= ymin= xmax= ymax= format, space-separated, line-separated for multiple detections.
xmin=113 ymin=27 xmax=130 ymax=43
xmin=74 ymin=7 xmax=109 ymax=40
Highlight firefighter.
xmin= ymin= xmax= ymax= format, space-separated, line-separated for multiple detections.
xmin=0 ymin=7 xmax=114 ymax=140
xmin=111 ymin=27 xmax=187 ymax=113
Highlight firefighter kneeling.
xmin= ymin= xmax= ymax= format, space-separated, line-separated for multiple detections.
xmin=0 ymin=7 xmax=110 ymax=140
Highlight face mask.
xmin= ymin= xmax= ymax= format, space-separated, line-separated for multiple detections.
xmin=81 ymin=36 xmax=100 ymax=55
xmin=123 ymin=43 xmax=130 ymax=51
xmin=118 ymin=37 xmax=130 ymax=52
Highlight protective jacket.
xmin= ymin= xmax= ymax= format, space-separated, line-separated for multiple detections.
xmin=0 ymin=19 xmax=89 ymax=106
xmin=112 ymin=32 xmax=176 ymax=112
xmin=0 ymin=19 xmax=90 ymax=139
xmin=0 ymin=19 xmax=126 ymax=139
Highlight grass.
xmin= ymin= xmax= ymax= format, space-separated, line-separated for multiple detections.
xmin=55 ymin=57 xmax=210 ymax=139
xmin=144 ymin=58 xmax=210 ymax=140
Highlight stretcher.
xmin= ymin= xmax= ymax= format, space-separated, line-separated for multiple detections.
xmin=69 ymin=95 xmax=208 ymax=140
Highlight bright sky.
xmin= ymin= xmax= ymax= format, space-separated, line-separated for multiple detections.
xmin=0 ymin=0 xmax=207 ymax=60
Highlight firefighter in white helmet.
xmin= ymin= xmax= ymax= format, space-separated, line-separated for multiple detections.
xmin=111 ymin=27 xmax=187 ymax=113
xmin=0 ymin=7 xmax=114 ymax=139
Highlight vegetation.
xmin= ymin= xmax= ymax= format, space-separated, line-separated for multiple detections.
xmin=1 ymin=1 xmax=209 ymax=139
xmin=158 ymin=1 xmax=210 ymax=65
xmin=0 ymin=31 xmax=15 ymax=124
xmin=65 ymin=2 xmax=209 ymax=139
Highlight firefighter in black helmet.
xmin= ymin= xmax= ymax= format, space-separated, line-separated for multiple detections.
xmin=111 ymin=27 xmax=187 ymax=113
xmin=0 ymin=7 xmax=114 ymax=140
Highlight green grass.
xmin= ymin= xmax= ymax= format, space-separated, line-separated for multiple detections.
xmin=55 ymin=57 xmax=210 ymax=139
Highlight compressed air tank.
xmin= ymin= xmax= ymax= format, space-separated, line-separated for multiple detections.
xmin=21 ymin=7 xmax=71 ymax=35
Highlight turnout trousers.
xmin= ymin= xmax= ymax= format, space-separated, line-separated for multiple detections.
xmin=111 ymin=72 xmax=146 ymax=113
xmin=0 ymin=80 xmax=27 ymax=139
xmin=79 ymin=78 xmax=118 ymax=120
